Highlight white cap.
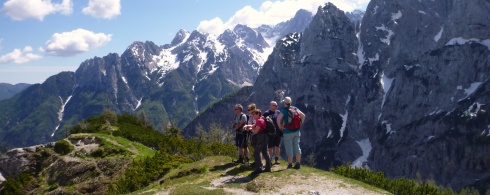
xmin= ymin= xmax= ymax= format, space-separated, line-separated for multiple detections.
xmin=282 ymin=97 xmax=292 ymax=104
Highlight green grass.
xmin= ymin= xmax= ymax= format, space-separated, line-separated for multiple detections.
xmin=169 ymin=183 xmax=227 ymax=195
xmin=93 ymin=133 xmax=156 ymax=159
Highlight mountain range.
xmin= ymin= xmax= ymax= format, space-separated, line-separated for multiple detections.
xmin=0 ymin=9 xmax=316 ymax=148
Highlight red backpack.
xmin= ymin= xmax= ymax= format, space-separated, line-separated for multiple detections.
xmin=284 ymin=106 xmax=301 ymax=130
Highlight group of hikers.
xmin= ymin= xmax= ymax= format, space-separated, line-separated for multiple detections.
xmin=232 ymin=97 xmax=306 ymax=175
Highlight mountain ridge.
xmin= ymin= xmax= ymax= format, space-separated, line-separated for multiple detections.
xmin=0 ymin=83 xmax=32 ymax=100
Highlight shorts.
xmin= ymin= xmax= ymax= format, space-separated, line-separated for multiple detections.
xmin=283 ymin=130 xmax=301 ymax=156
xmin=235 ymin=132 xmax=249 ymax=148
xmin=268 ymin=134 xmax=281 ymax=148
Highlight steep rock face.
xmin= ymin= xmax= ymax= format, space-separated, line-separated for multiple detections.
xmin=252 ymin=3 xmax=362 ymax=164
xmin=359 ymin=0 xmax=490 ymax=190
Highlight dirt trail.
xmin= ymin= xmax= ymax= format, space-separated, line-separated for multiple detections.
xmin=155 ymin=161 xmax=388 ymax=195
xmin=207 ymin=165 xmax=386 ymax=195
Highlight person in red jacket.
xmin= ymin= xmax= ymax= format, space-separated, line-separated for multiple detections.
xmin=244 ymin=109 xmax=272 ymax=175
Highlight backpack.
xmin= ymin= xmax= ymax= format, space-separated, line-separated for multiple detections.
xmin=235 ymin=114 xmax=248 ymax=132
xmin=264 ymin=116 xmax=276 ymax=136
xmin=284 ymin=106 xmax=301 ymax=130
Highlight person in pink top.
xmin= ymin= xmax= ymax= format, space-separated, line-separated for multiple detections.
xmin=244 ymin=109 xmax=272 ymax=175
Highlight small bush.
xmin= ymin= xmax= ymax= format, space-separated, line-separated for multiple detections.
xmin=54 ymin=140 xmax=74 ymax=155
xmin=0 ymin=173 xmax=33 ymax=195
xmin=90 ymin=146 xmax=128 ymax=158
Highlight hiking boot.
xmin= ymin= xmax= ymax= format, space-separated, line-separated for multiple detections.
xmin=287 ymin=163 xmax=293 ymax=169
xmin=274 ymin=157 xmax=280 ymax=165
xmin=234 ymin=157 xmax=244 ymax=164
xmin=245 ymin=157 xmax=250 ymax=164
xmin=250 ymin=169 xmax=262 ymax=175
xmin=294 ymin=163 xmax=301 ymax=169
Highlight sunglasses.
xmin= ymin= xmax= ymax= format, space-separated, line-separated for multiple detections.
xmin=248 ymin=109 xmax=253 ymax=111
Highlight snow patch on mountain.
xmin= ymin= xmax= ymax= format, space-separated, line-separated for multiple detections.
xmin=391 ymin=11 xmax=402 ymax=21
xmin=121 ymin=76 xmax=128 ymax=84
xmin=338 ymin=111 xmax=348 ymax=144
xmin=434 ymin=27 xmax=443 ymax=42
xmin=52 ymin=95 xmax=73 ymax=137
xmin=462 ymin=82 xmax=483 ymax=99
xmin=206 ymin=34 xmax=225 ymax=55
xmin=134 ymin=98 xmax=142 ymax=111
xmin=375 ymin=24 xmax=394 ymax=45
xmin=446 ymin=37 xmax=490 ymax=51
xmin=153 ymin=48 xmax=180 ymax=74
xmin=352 ymin=138 xmax=372 ymax=168
xmin=381 ymin=73 xmax=394 ymax=108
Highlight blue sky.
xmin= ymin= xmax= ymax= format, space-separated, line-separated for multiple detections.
xmin=0 ymin=0 xmax=369 ymax=84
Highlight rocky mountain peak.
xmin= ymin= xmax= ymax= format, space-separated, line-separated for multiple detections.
xmin=302 ymin=2 xmax=358 ymax=71
xmin=171 ymin=29 xmax=190 ymax=46
xmin=345 ymin=9 xmax=365 ymax=23
xmin=217 ymin=29 xmax=238 ymax=47
xmin=256 ymin=9 xmax=313 ymax=45
xmin=232 ymin=24 xmax=269 ymax=52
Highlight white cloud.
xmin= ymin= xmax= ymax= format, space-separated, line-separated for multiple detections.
xmin=82 ymin=0 xmax=121 ymax=19
xmin=197 ymin=17 xmax=226 ymax=36
xmin=1 ymin=0 xmax=72 ymax=21
xmin=0 ymin=38 xmax=3 ymax=50
xmin=197 ymin=0 xmax=369 ymax=35
xmin=0 ymin=46 xmax=42 ymax=64
xmin=41 ymin=28 xmax=112 ymax=56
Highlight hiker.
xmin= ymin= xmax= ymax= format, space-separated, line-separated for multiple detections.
xmin=245 ymin=109 xmax=272 ymax=175
xmin=232 ymin=104 xmax=249 ymax=164
xmin=277 ymin=97 xmax=306 ymax=169
xmin=262 ymin=101 xmax=282 ymax=165
xmin=246 ymin=103 xmax=257 ymax=165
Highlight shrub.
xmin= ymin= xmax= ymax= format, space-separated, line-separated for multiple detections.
xmin=54 ymin=140 xmax=74 ymax=155
xmin=331 ymin=165 xmax=457 ymax=195
xmin=0 ymin=173 xmax=32 ymax=195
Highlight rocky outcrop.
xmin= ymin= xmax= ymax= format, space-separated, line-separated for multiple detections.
xmin=0 ymin=135 xmax=131 ymax=194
